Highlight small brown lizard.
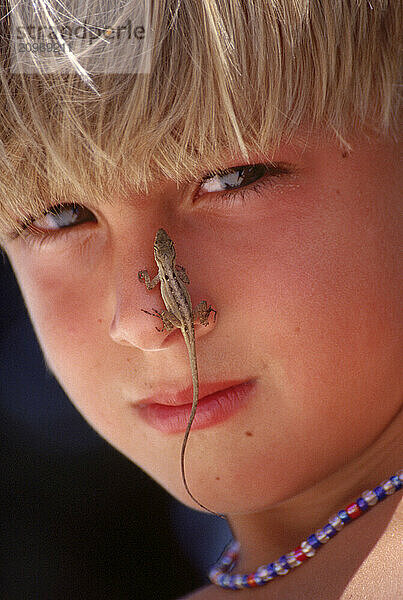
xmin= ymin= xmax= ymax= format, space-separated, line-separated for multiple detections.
xmin=138 ymin=228 xmax=224 ymax=518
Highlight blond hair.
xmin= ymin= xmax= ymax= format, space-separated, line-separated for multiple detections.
xmin=0 ymin=0 xmax=401 ymax=243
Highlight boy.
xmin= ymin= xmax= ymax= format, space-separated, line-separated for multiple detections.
xmin=1 ymin=1 xmax=401 ymax=598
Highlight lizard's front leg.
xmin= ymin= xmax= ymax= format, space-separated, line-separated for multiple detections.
xmin=138 ymin=269 xmax=160 ymax=290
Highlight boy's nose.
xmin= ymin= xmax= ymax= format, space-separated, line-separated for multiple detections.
xmin=109 ymin=269 xmax=169 ymax=350
xmin=108 ymin=265 xmax=215 ymax=352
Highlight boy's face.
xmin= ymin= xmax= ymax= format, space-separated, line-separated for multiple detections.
xmin=3 ymin=133 xmax=402 ymax=513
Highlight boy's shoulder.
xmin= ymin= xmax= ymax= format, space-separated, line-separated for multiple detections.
xmin=339 ymin=492 xmax=403 ymax=598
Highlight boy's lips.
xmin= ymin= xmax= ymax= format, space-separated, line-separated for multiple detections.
xmin=134 ymin=379 xmax=254 ymax=407
xmin=131 ymin=379 xmax=257 ymax=433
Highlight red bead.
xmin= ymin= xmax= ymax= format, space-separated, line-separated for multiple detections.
xmin=247 ymin=574 xmax=259 ymax=587
xmin=293 ymin=547 xmax=308 ymax=562
xmin=346 ymin=502 xmax=363 ymax=519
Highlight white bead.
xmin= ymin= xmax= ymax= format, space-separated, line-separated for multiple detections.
xmin=274 ymin=561 xmax=289 ymax=575
xmin=382 ymin=479 xmax=396 ymax=495
xmin=301 ymin=541 xmax=316 ymax=557
xmin=315 ymin=528 xmax=330 ymax=543
xmin=286 ymin=552 xmax=301 ymax=568
xmin=209 ymin=568 xmax=220 ymax=580
xmin=329 ymin=514 xmax=344 ymax=531
xmin=233 ymin=575 xmax=244 ymax=589
xmin=222 ymin=574 xmax=232 ymax=587
xmin=256 ymin=566 xmax=270 ymax=580
xmin=362 ymin=489 xmax=378 ymax=506
xmin=396 ymin=469 xmax=403 ymax=483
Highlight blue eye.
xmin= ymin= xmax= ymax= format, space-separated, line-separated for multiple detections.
xmin=201 ymin=164 xmax=266 ymax=192
xmin=197 ymin=163 xmax=291 ymax=204
xmin=22 ymin=203 xmax=97 ymax=232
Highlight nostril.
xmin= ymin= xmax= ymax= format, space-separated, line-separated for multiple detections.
xmin=109 ymin=316 xmax=130 ymax=346
xmin=109 ymin=302 xmax=172 ymax=351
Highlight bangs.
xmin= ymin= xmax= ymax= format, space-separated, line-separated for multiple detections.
xmin=0 ymin=0 xmax=401 ymax=240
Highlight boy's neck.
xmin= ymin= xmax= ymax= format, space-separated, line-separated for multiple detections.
xmin=190 ymin=492 xmax=401 ymax=600
xmin=225 ymin=406 xmax=403 ymax=575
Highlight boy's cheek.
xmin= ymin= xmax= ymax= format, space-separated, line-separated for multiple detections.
xmin=13 ymin=273 xmax=127 ymax=437
xmin=7 ymin=255 xmax=106 ymax=376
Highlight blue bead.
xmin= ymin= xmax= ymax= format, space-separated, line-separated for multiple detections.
xmin=228 ymin=576 xmax=238 ymax=590
xmin=278 ymin=555 xmax=291 ymax=570
xmin=357 ymin=497 xmax=369 ymax=511
xmin=390 ymin=475 xmax=402 ymax=490
xmin=323 ymin=523 xmax=337 ymax=538
xmin=267 ymin=563 xmax=278 ymax=578
xmin=307 ymin=534 xmax=322 ymax=549
xmin=374 ymin=486 xmax=386 ymax=501
xmin=338 ymin=509 xmax=351 ymax=524
xmin=241 ymin=575 xmax=249 ymax=587
xmin=217 ymin=574 xmax=226 ymax=586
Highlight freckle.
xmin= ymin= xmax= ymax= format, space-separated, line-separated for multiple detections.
xmin=126 ymin=357 xmax=132 ymax=363
xmin=97 ymin=318 xmax=103 ymax=323
xmin=245 ymin=431 xmax=253 ymax=437
xmin=342 ymin=151 xmax=348 ymax=158
xmin=294 ymin=326 xmax=300 ymax=333
xmin=335 ymin=189 xmax=340 ymax=195
xmin=216 ymin=476 xmax=220 ymax=480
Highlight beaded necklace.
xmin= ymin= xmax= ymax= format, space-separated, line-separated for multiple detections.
xmin=208 ymin=470 xmax=402 ymax=591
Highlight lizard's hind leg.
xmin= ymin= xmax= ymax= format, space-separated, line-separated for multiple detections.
xmin=141 ymin=308 xmax=181 ymax=332
xmin=193 ymin=301 xmax=217 ymax=326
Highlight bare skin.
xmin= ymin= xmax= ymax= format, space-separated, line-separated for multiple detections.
xmin=2 ymin=131 xmax=402 ymax=599
xmin=180 ymin=431 xmax=403 ymax=599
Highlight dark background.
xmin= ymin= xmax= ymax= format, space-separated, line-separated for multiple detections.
xmin=0 ymin=252 xmax=231 ymax=600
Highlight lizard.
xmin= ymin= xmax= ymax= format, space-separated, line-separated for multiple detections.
xmin=138 ymin=228 xmax=224 ymax=518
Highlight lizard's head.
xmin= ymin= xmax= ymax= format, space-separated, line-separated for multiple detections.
xmin=154 ymin=228 xmax=176 ymax=262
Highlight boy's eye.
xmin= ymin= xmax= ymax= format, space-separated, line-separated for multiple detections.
xmin=200 ymin=164 xmax=268 ymax=193
xmin=24 ymin=203 xmax=97 ymax=232
xmin=196 ymin=162 xmax=291 ymax=202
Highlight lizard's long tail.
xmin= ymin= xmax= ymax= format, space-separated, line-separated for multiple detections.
xmin=180 ymin=333 xmax=226 ymax=519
